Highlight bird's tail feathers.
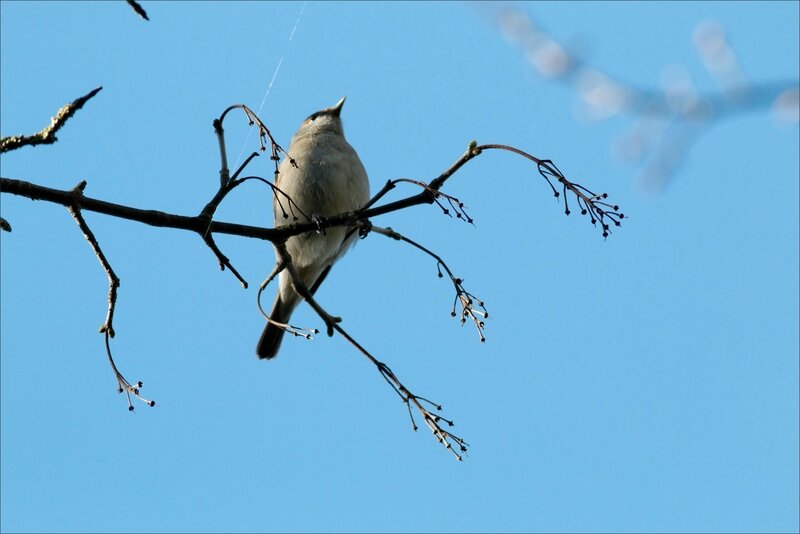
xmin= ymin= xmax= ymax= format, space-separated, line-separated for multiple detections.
xmin=257 ymin=295 xmax=292 ymax=360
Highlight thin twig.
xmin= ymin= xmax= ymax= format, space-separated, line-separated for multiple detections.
xmin=0 ymin=87 xmax=103 ymax=153
xmin=66 ymin=181 xmax=120 ymax=337
xmin=474 ymin=144 xmax=625 ymax=237
xmin=273 ymin=242 xmax=342 ymax=337
xmin=213 ymin=119 xmax=231 ymax=187
xmin=333 ymin=322 xmax=469 ymax=460
xmin=217 ymin=104 xmax=293 ymax=177
xmin=201 ymin=231 xmax=249 ymax=288
xmin=3 ymin=140 xmax=623 ymax=243
xmin=65 ymin=180 xmax=155 ymax=411
xmin=371 ymin=225 xmax=488 ymax=342
xmin=105 ymin=332 xmax=156 ymax=410
xmin=197 ymin=106 xmax=309 ymax=288
xmin=256 ymin=258 xmax=319 ymax=340
xmin=125 ymin=0 xmax=149 ymax=20
xmin=271 ymin=232 xmax=469 ymax=458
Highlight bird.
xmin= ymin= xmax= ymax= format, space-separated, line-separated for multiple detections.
xmin=257 ymin=97 xmax=370 ymax=359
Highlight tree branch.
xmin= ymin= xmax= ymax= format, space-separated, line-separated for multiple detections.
xmin=371 ymin=225 xmax=488 ymax=341
xmin=481 ymin=5 xmax=799 ymax=189
xmin=0 ymin=87 xmax=103 ymax=153
xmin=66 ymin=180 xmax=155 ymax=411
xmin=3 ymin=100 xmax=624 ymax=458
xmin=125 ymin=0 xmax=149 ymax=21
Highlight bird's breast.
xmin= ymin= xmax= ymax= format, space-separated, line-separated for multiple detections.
xmin=276 ymin=134 xmax=369 ymax=222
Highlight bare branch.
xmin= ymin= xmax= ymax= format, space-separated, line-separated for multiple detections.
xmin=2 ymin=140 xmax=622 ymax=244
xmin=0 ymin=87 xmax=103 ymax=153
xmin=1 ymin=176 xmax=280 ymax=240
xmin=213 ymin=119 xmax=231 ymax=187
xmin=125 ymin=0 xmax=149 ymax=21
xmin=196 ymin=178 xmax=252 ymax=288
xmin=476 ymin=144 xmax=625 ymax=237
xmin=273 ymin=241 xmax=342 ymax=337
xmin=4 ymin=100 xmax=625 ymax=456
xmin=105 ymin=333 xmax=156 ymax=411
xmin=255 ymin=260 xmax=319 ymax=341
xmin=201 ymin=231 xmax=249 ymax=288
xmin=218 ymin=104 xmax=294 ymax=178
xmin=66 ymin=181 xmax=120 ymax=338
xmin=480 ymin=5 xmax=799 ymax=189
xmin=371 ymin=225 xmax=488 ymax=342
xmin=65 ymin=180 xmax=155 ymax=411
xmin=333 ymin=321 xmax=469 ymax=460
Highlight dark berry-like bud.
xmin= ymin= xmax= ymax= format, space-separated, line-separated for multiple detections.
xmin=128 ymin=406 xmax=135 ymax=412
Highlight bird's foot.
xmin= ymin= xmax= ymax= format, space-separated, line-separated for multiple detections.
xmin=357 ymin=219 xmax=372 ymax=239
xmin=311 ymin=213 xmax=327 ymax=235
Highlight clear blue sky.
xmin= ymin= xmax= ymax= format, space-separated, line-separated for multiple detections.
xmin=1 ymin=2 xmax=798 ymax=533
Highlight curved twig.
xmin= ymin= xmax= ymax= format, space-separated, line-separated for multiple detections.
xmin=65 ymin=180 xmax=155 ymax=411
xmin=370 ymin=225 xmax=488 ymax=342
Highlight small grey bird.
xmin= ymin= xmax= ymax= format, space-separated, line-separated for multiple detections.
xmin=257 ymin=97 xmax=370 ymax=359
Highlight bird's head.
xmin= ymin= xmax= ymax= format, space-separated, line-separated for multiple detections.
xmin=296 ymin=96 xmax=347 ymax=137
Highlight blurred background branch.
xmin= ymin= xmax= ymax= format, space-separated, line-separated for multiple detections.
xmin=477 ymin=2 xmax=799 ymax=192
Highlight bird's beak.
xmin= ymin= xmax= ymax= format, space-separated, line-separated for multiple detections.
xmin=330 ymin=96 xmax=346 ymax=117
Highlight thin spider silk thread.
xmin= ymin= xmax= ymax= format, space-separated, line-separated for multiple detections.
xmin=233 ymin=1 xmax=307 ymax=170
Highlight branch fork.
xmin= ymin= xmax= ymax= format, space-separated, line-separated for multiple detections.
xmin=3 ymin=95 xmax=625 ymax=457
